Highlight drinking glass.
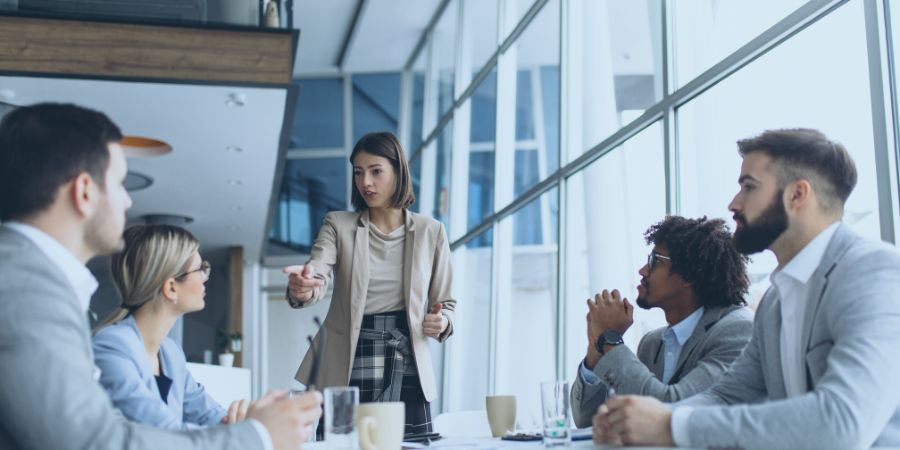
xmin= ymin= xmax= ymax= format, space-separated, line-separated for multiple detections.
xmin=325 ymin=386 xmax=359 ymax=449
xmin=539 ymin=381 xmax=572 ymax=446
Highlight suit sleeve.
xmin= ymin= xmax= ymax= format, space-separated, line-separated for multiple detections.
xmin=593 ymin=312 xmax=753 ymax=403
xmin=287 ymin=212 xmax=339 ymax=308
xmin=680 ymin=248 xmax=900 ymax=450
xmin=427 ymin=223 xmax=456 ymax=342
xmin=178 ymin=345 xmax=227 ymax=427
xmin=0 ymin=266 xmax=263 ymax=449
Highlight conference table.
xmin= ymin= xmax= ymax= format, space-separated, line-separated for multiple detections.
xmin=305 ymin=437 xmax=669 ymax=449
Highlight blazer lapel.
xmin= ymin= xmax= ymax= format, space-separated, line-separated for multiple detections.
xmin=760 ymin=289 xmax=788 ymax=399
xmin=800 ymin=224 xmax=853 ymax=385
xmin=403 ymin=211 xmax=417 ymax=311
xmin=669 ymin=307 xmax=724 ymax=382
xmin=350 ymin=211 xmax=370 ymax=320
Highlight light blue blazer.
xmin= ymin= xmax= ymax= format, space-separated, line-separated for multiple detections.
xmin=93 ymin=315 xmax=225 ymax=430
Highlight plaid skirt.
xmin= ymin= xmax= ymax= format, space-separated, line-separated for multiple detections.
xmin=348 ymin=310 xmax=433 ymax=435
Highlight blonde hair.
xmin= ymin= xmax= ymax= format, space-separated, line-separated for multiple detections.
xmin=93 ymin=225 xmax=199 ymax=333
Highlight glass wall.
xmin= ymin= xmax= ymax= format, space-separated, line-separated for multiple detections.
xmin=289 ymin=78 xmax=343 ymax=149
xmin=512 ymin=0 xmax=560 ymax=198
xmin=495 ymin=187 xmax=559 ymax=421
xmin=272 ymin=0 xmax=900 ymax=418
xmin=563 ymin=122 xmax=666 ymax=381
xmin=678 ymin=0 xmax=877 ymax=305
xmin=567 ymin=0 xmax=663 ymax=162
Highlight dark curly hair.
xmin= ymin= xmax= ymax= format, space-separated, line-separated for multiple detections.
xmin=645 ymin=216 xmax=749 ymax=308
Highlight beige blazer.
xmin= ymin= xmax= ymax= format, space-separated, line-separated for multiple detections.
xmin=290 ymin=210 xmax=456 ymax=401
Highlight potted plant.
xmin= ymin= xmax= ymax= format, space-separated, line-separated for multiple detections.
xmin=216 ymin=329 xmax=242 ymax=367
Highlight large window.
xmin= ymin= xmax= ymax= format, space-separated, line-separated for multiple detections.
xmin=433 ymin=0 xmax=459 ymax=117
xmin=672 ymin=0 xmax=807 ymax=87
xmin=270 ymin=158 xmax=347 ymax=253
xmin=388 ymin=0 xmax=900 ymax=418
xmin=567 ymin=0 xmax=663 ymax=162
xmin=511 ymin=0 xmax=559 ymax=198
xmin=563 ymin=122 xmax=666 ymax=380
xmin=678 ymin=0 xmax=877 ymax=304
xmin=495 ymin=188 xmax=559 ymax=422
xmin=290 ymin=78 xmax=343 ymax=149
xmin=444 ymin=228 xmax=493 ymax=411
xmin=352 ymin=73 xmax=401 ymax=142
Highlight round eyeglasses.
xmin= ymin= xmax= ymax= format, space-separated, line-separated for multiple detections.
xmin=175 ymin=260 xmax=211 ymax=279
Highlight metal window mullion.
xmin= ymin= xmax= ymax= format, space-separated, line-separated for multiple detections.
xmin=555 ymin=0 xmax=571 ymax=383
xmin=882 ymin=0 xmax=900 ymax=241
xmin=344 ymin=74 xmax=354 ymax=210
xmin=865 ymin=0 xmax=897 ymax=244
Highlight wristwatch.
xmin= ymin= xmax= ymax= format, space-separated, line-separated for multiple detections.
xmin=595 ymin=329 xmax=624 ymax=355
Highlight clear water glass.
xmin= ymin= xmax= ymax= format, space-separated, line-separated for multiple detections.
xmin=289 ymin=389 xmax=318 ymax=443
xmin=324 ymin=386 xmax=359 ymax=449
xmin=540 ymin=381 xmax=572 ymax=446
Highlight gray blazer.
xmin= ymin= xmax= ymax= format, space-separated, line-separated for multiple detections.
xmin=676 ymin=223 xmax=900 ymax=450
xmin=0 ymin=226 xmax=261 ymax=449
xmin=570 ymin=305 xmax=753 ymax=427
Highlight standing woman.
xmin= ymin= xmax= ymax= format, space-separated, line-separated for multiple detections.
xmin=284 ymin=131 xmax=456 ymax=435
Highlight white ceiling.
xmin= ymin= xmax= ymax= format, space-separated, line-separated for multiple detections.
xmin=293 ymin=0 xmax=439 ymax=74
xmin=0 ymin=75 xmax=288 ymax=262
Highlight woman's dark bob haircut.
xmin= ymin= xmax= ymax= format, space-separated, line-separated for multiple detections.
xmin=350 ymin=131 xmax=416 ymax=211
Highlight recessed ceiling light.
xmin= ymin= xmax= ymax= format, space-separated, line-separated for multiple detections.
xmin=225 ymin=93 xmax=246 ymax=107
xmin=228 ymin=179 xmax=243 ymax=186
xmin=226 ymin=145 xmax=243 ymax=153
xmin=121 ymin=136 xmax=172 ymax=157
xmin=124 ymin=171 xmax=153 ymax=192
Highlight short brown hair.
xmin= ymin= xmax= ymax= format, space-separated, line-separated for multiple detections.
xmin=0 ymin=103 xmax=122 ymax=221
xmin=350 ymin=131 xmax=416 ymax=211
xmin=737 ymin=128 xmax=857 ymax=211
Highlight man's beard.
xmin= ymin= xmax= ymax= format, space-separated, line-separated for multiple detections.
xmin=636 ymin=296 xmax=650 ymax=310
xmin=732 ymin=191 xmax=788 ymax=255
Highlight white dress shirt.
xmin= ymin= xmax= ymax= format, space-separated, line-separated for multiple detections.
xmin=6 ymin=222 xmax=274 ymax=450
xmin=771 ymin=221 xmax=839 ymax=397
xmin=671 ymin=221 xmax=841 ymax=447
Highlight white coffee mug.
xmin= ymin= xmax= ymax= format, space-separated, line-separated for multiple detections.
xmin=486 ymin=395 xmax=517 ymax=437
xmin=357 ymin=402 xmax=405 ymax=450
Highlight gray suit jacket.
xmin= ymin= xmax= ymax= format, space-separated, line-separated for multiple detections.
xmin=0 ymin=226 xmax=262 ymax=449
xmin=570 ymin=305 xmax=753 ymax=427
xmin=676 ymin=223 xmax=900 ymax=450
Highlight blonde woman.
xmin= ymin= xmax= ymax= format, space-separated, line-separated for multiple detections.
xmin=93 ymin=225 xmax=248 ymax=429
xmin=284 ymin=131 xmax=456 ymax=435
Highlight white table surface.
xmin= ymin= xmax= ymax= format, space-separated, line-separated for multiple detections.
xmin=305 ymin=437 xmax=671 ymax=449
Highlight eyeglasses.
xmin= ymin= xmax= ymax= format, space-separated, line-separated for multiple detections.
xmin=176 ymin=260 xmax=211 ymax=280
xmin=647 ymin=252 xmax=672 ymax=272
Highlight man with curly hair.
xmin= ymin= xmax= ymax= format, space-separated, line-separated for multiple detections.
xmin=571 ymin=216 xmax=753 ymax=428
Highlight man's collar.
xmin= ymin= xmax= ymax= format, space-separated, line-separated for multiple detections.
xmin=5 ymin=221 xmax=98 ymax=312
xmin=668 ymin=306 xmax=704 ymax=345
xmin=777 ymin=221 xmax=841 ymax=285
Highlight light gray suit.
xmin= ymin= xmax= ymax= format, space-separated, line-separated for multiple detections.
xmin=0 ymin=226 xmax=262 ymax=449
xmin=570 ymin=305 xmax=753 ymax=427
xmin=675 ymin=223 xmax=900 ymax=449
